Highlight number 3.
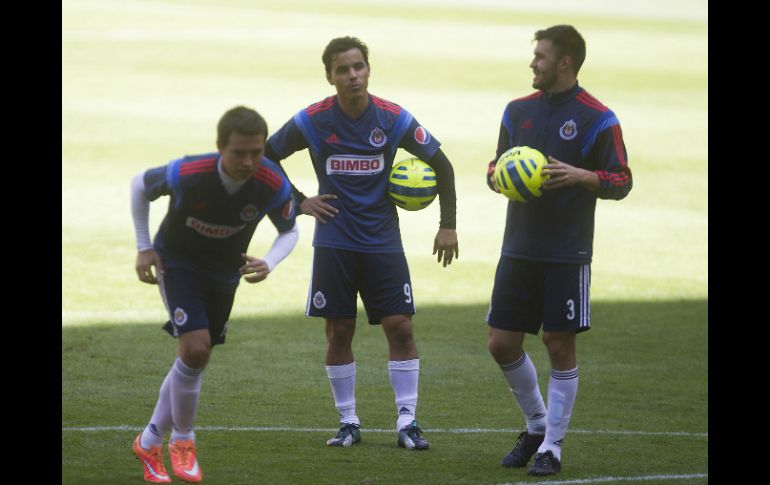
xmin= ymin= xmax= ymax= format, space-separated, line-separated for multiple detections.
xmin=566 ymin=299 xmax=575 ymax=320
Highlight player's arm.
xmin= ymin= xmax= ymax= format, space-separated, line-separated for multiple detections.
xmin=240 ymin=191 xmax=300 ymax=284
xmin=239 ymin=223 xmax=299 ymax=284
xmin=588 ymin=124 xmax=632 ymax=200
xmin=130 ymin=168 xmax=166 ymax=284
xmin=487 ymin=124 xmax=509 ymax=193
xmin=424 ymin=148 xmax=459 ymax=267
xmin=265 ymin=127 xmax=339 ymax=224
xmin=543 ymin=123 xmax=631 ymax=198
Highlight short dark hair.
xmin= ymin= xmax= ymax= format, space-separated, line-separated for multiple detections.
xmin=217 ymin=106 xmax=268 ymax=147
xmin=322 ymin=36 xmax=369 ymax=74
xmin=534 ymin=25 xmax=586 ymax=75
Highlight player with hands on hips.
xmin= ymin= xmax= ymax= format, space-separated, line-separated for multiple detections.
xmin=265 ymin=36 xmax=458 ymax=451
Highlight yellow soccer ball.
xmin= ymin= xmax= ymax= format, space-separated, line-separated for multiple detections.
xmin=494 ymin=146 xmax=549 ymax=202
xmin=388 ymin=157 xmax=438 ymax=211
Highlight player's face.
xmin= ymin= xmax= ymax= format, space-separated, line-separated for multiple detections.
xmin=218 ymin=132 xmax=266 ymax=181
xmin=530 ymin=39 xmax=560 ymax=91
xmin=326 ymin=48 xmax=369 ymax=102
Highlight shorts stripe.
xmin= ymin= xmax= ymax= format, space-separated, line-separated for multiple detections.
xmin=579 ymin=264 xmax=590 ymax=329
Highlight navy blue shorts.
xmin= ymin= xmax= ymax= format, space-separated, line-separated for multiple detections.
xmin=306 ymin=247 xmax=415 ymax=324
xmin=158 ymin=260 xmax=238 ymax=346
xmin=486 ymin=256 xmax=591 ymax=334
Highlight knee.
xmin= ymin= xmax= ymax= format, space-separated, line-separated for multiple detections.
xmin=384 ymin=315 xmax=414 ymax=344
xmin=179 ymin=336 xmax=212 ymax=369
xmin=542 ymin=332 xmax=576 ymax=368
xmin=488 ymin=334 xmax=522 ymax=365
xmin=326 ymin=319 xmax=355 ymax=346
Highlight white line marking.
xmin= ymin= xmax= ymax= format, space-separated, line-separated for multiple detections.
xmin=494 ymin=473 xmax=708 ymax=485
xmin=61 ymin=425 xmax=707 ymax=437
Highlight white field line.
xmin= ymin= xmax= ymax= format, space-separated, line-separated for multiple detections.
xmin=61 ymin=425 xmax=707 ymax=437
xmin=494 ymin=473 xmax=708 ymax=485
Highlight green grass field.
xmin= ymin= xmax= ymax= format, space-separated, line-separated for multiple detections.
xmin=62 ymin=0 xmax=708 ymax=483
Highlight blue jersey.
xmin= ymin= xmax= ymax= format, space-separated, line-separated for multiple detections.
xmin=144 ymin=153 xmax=296 ymax=280
xmin=492 ymin=83 xmax=632 ymax=263
xmin=267 ymin=94 xmax=441 ymax=252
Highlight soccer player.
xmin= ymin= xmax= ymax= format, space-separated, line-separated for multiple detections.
xmin=485 ymin=25 xmax=632 ymax=476
xmin=130 ymin=106 xmax=298 ymax=483
xmin=265 ymin=36 xmax=458 ymax=450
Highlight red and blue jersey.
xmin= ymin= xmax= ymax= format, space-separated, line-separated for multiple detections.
xmin=492 ymin=83 xmax=632 ymax=263
xmin=143 ymin=153 xmax=295 ymax=279
xmin=267 ymin=94 xmax=441 ymax=252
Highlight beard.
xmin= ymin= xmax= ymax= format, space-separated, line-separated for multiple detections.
xmin=532 ymin=68 xmax=558 ymax=91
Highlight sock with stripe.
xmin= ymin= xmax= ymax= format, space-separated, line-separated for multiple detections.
xmin=539 ymin=367 xmax=579 ymax=460
xmin=500 ymin=353 xmax=547 ymax=435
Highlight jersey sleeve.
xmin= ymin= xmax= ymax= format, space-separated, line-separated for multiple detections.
xmin=259 ymin=161 xmax=298 ymax=233
xmin=266 ymin=116 xmax=310 ymax=162
xmin=397 ymin=113 xmax=441 ymax=162
xmin=142 ymin=164 xmax=172 ymax=201
xmin=266 ymin=193 xmax=297 ymax=233
xmin=583 ymin=112 xmax=632 ymax=200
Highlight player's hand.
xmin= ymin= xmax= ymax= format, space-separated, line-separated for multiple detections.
xmin=541 ymin=156 xmax=597 ymax=191
xmin=487 ymin=162 xmax=501 ymax=193
xmin=135 ymin=249 xmax=164 ymax=285
xmin=433 ymin=228 xmax=459 ymax=267
xmin=489 ymin=174 xmax=501 ymax=193
xmin=240 ymin=253 xmax=270 ymax=284
xmin=300 ymin=194 xmax=339 ymax=223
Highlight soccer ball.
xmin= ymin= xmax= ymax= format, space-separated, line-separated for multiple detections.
xmin=494 ymin=146 xmax=549 ymax=202
xmin=388 ymin=157 xmax=438 ymax=211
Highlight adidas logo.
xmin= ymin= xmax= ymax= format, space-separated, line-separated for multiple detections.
xmin=398 ymin=407 xmax=413 ymax=416
xmin=325 ymin=133 xmax=340 ymax=144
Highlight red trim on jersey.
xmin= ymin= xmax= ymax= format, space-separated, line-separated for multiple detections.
xmin=306 ymin=96 xmax=335 ymax=116
xmin=597 ymin=171 xmax=631 ymax=187
xmin=253 ymin=166 xmax=282 ymax=190
xmin=576 ymin=92 xmax=609 ymax=112
xmin=371 ymin=95 xmax=401 ymax=114
xmin=611 ymin=125 xmax=627 ymax=167
xmin=512 ymin=91 xmax=543 ymax=103
xmin=179 ymin=158 xmax=216 ymax=176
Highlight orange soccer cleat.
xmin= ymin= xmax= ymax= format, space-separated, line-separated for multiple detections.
xmin=169 ymin=438 xmax=203 ymax=483
xmin=132 ymin=434 xmax=171 ymax=483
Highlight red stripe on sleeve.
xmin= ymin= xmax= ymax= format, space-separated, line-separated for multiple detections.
xmin=576 ymin=92 xmax=608 ymax=112
xmin=253 ymin=166 xmax=282 ymax=190
xmin=306 ymin=97 xmax=335 ymax=116
xmin=611 ymin=125 xmax=627 ymax=167
xmin=179 ymin=158 xmax=216 ymax=175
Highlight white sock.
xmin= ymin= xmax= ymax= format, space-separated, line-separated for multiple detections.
xmin=169 ymin=357 xmax=204 ymax=443
xmin=539 ymin=367 xmax=579 ymax=460
xmin=326 ymin=362 xmax=359 ymax=426
xmin=140 ymin=367 xmax=173 ymax=449
xmin=388 ymin=359 xmax=420 ymax=431
xmin=500 ymin=353 xmax=547 ymax=435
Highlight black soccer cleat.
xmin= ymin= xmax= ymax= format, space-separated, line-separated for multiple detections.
xmin=527 ymin=450 xmax=561 ymax=476
xmin=397 ymin=420 xmax=430 ymax=450
xmin=501 ymin=431 xmax=544 ymax=467
xmin=326 ymin=423 xmax=361 ymax=447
